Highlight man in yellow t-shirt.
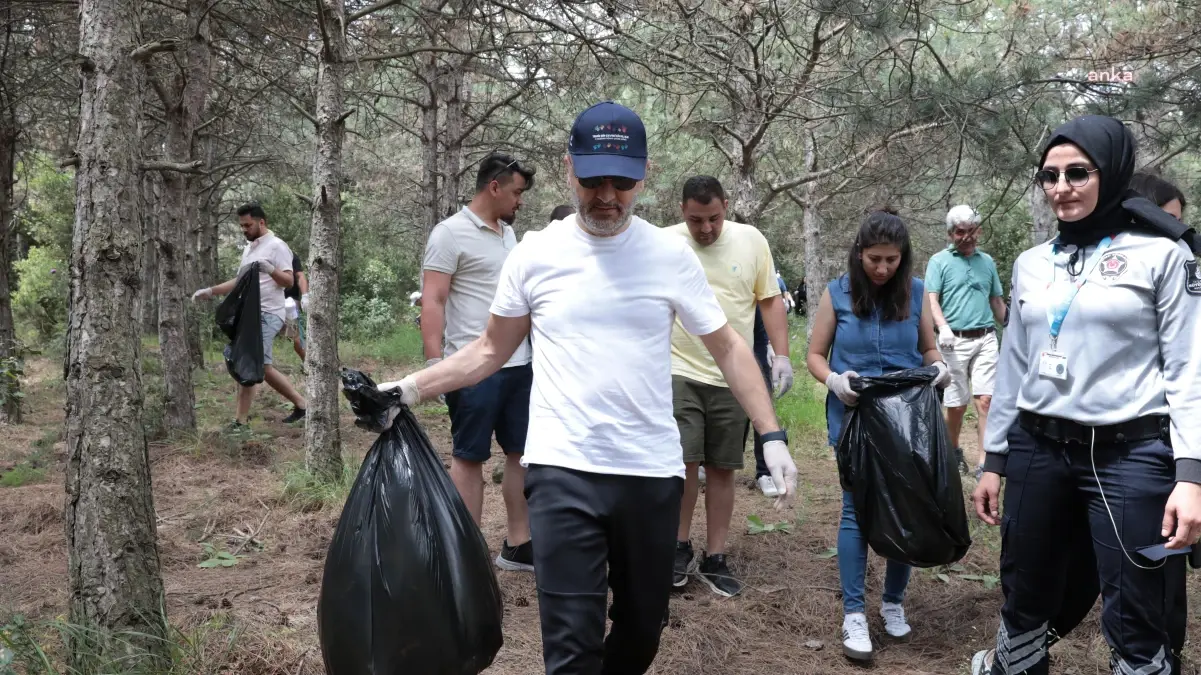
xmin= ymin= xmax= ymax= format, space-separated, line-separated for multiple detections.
xmin=668 ymin=176 xmax=794 ymax=597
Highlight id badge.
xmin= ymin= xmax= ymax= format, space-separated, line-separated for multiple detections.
xmin=1039 ymin=350 xmax=1068 ymax=380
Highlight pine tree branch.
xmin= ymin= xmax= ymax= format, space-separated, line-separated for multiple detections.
xmin=142 ymin=159 xmax=205 ymax=173
xmin=131 ymin=38 xmax=181 ymax=62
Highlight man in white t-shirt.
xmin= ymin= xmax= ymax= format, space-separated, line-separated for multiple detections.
xmin=192 ymin=203 xmax=308 ymax=428
xmin=379 ymin=102 xmax=798 ymax=675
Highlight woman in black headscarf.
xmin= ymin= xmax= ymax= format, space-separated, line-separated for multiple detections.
xmin=968 ymin=115 xmax=1201 ymax=675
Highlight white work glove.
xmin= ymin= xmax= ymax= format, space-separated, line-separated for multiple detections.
xmin=932 ymin=360 xmax=951 ymax=389
xmin=190 ymin=287 xmax=212 ymax=303
xmin=937 ymin=325 xmax=956 ymax=351
xmin=763 ymin=440 xmax=798 ymax=510
xmin=378 ymin=375 xmax=420 ymax=407
xmin=824 ymin=371 xmax=860 ymax=406
xmin=300 ymin=293 xmax=310 ymax=312
xmin=771 ymin=355 xmax=794 ymax=398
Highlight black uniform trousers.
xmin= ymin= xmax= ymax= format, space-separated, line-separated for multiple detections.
xmin=525 ymin=464 xmax=684 ymax=675
xmin=991 ymin=422 xmax=1186 ymax=675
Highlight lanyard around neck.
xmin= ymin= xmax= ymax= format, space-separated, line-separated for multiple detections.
xmin=1045 ymin=236 xmax=1112 ymax=348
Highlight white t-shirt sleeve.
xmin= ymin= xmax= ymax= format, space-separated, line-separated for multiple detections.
xmin=489 ymin=245 xmax=530 ymax=317
xmin=671 ymin=242 xmax=728 ymax=336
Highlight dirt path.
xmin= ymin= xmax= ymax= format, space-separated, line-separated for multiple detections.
xmin=2 ymin=360 xmax=1198 ymax=674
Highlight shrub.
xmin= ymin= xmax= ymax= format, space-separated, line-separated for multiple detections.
xmin=12 ymin=247 xmax=69 ymax=343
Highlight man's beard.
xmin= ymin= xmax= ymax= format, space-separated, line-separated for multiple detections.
xmin=572 ymin=193 xmax=632 ymax=237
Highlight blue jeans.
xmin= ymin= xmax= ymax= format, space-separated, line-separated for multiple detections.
xmin=838 ymin=491 xmax=911 ymax=614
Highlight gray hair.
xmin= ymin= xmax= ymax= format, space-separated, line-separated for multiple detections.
xmin=945 ymin=204 xmax=981 ymax=232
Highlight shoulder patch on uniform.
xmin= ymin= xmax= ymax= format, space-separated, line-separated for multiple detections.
xmin=1185 ymin=259 xmax=1201 ymax=296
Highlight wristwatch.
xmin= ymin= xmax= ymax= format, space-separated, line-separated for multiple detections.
xmin=761 ymin=430 xmax=789 ymax=445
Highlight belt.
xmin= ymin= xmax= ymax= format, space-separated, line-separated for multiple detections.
xmin=952 ymin=326 xmax=995 ymax=339
xmin=1018 ymin=411 xmax=1169 ymax=446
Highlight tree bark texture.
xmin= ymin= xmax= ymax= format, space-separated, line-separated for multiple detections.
xmin=66 ymin=0 xmax=168 ymax=662
xmin=0 ymin=98 xmax=20 ymax=423
xmin=304 ymin=0 xmax=347 ymax=481
xmin=439 ymin=65 xmax=465 ymax=218
xmin=183 ymin=0 xmax=211 ymax=369
xmin=1028 ymin=184 xmax=1056 ymax=245
xmin=420 ymin=50 xmax=440 ymax=231
xmin=139 ymin=172 xmax=160 ymax=334
xmin=799 ymin=137 xmax=824 ymax=339
xmin=195 ymin=131 xmax=218 ymax=292
xmin=150 ymin=0 xmax=213 ymax=431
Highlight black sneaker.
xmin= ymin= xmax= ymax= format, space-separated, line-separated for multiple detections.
xmin=698 ymin=553 xmax=744 ymax=597
xmin=673 ymin=540 xmax=696 ymax=587
xmin=494 ymin=539 xmax=535 ymax=572
xmin=955 ymin=447 xmax=969 ymax=475
xmin=282 ymin=406 xmax=306 ymax=424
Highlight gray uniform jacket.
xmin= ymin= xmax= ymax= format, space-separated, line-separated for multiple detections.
xmin=983 ymin=231 xmax=1201 ymax=482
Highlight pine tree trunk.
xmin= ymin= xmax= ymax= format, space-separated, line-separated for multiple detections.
xmin=196 ymin=133 xmax=218 ymax=288
xmin=440 ymin=66 xmax=465 ymax=218
xmin=0 ymin=101 xmax=20 ymax=423
xmin=157 ymin=157 xmax=198 ymax=431
xmin=1028 ymin=185 xmax=1056 ymax=245
xmin=304 ymin=0 xmax=347 ymax=481
xmin=66 ymin=0 xmax=168 ymax=662
xmin=184 ymin=0 xmax=211 ymax=369
xmin=196 ymin=181 xmax=218 ymax=289
xmin=139 ymin=175 xmax=159 ymax=335
xmin=799 ymin=137 xmax=823 ymax=340
xmin=420 ymin=52 xmax=440 ymax=230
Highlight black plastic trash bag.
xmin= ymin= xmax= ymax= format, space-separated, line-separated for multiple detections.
xmin=214 ymin=263 xmax=264 ymax=387
xmin=835 ymin=366 xmax=971 ymax=568
xmin=318 ymin=369 xmax=504 ymax=675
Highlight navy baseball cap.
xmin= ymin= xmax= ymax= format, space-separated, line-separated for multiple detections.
xmin=568 ymin=101 xmax=647 ymax=181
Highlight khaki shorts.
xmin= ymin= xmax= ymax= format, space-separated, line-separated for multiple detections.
xmin=944 ymin=331 xmax=998 ymax=407
xmin=672 ymin=375 xmax=748 ymax=470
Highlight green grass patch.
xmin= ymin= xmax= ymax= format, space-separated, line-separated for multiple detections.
xmin=339 ymin=323 xmax=424 ymax=365
xmin=0 ymin=612 xmax=243 ymax=675
xmin=0 ymin=464 xmax=47 ymax=488
xmin=0 ymin=432 xmax=56 ymax=487
xmin=280 ymin=459 xmax=363 ymax=511
xmin=776 ymin=318 xmax=831 ymax=454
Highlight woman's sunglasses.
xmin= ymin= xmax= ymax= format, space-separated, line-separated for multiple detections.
xmin=577 ymin=175 xmax=638 ymax=191
xmin=1034 ymin=167 xmax=1099 ymax=191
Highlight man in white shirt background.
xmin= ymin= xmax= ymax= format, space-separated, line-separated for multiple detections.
xmin=192 ymin=203 xmax=307 ymax=428
xmin=380 ymin=101 xmax=798 ymax=675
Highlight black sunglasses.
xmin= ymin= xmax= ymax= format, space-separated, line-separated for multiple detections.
xmin=485 ymin=158 xmax=535 ymax=186
xmin=1034 ymin=166 xmax=1098 ymax=191
xmin=578 ymin=175 xmax=638 ymax=191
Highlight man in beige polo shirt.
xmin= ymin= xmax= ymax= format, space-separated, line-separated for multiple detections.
xmin=421 ymin=152 xmax=536 ymax=572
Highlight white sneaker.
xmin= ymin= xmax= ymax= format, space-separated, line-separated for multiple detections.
xmin=841 ymin=613 xmax=872 ymax=661
xmin=757 ymin=475 xmax=780 ymax=497
xmin=880 ymin=602 xmax=912 ymax=639
xmin=970 ymin=649 xmax=994 ymax=675
xmin=698 ymin=466 xmax=706 ymax=483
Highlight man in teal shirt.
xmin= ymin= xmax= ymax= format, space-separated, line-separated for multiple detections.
xmin=925 ymin=205 xmax=1007 ymax=477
